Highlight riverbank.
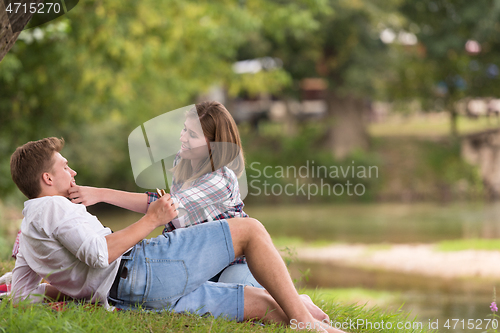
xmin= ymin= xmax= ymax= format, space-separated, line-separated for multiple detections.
xmin=296 ymin=243 xmax=500 ymax=280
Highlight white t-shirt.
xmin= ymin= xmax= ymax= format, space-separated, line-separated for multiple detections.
xmin=11 ymin=196 xmax=120 ymax=306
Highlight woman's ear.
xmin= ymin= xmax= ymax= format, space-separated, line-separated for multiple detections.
xmin=41 ymin=172 xmax=52 ymax=186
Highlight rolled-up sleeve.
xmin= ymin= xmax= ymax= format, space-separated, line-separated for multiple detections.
xmin=54 ymin=218 xmax=109 ymax=269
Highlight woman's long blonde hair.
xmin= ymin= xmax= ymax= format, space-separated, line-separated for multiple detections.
xmin=172 ymin=101 xmax=245 ymax=184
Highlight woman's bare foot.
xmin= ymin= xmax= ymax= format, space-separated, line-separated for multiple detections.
xmin=294 ymin=295 xmax=348 ymax=333
xmin=291 ymin=316 xmax=348 ymax=333
xmin=319 ymin=321 xmax=348 ymax=333
xmin=300 ymin=294 xmax=329 ymax=323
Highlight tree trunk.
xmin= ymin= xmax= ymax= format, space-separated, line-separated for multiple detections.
xmin=325 ymin=91 xmax=369 ymax=159
xmin=0 ymin=0 xmax=42 ymax=62
xmin=449 ymin=106 xmax=458 ymax=138
xmin=445 ymin=92 xmax=459 ymax=138
xmin=283 ymin=97 xmax=298 ymax=137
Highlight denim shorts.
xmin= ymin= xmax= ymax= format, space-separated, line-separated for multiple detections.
xmin=109 ymin=220 xmax=245 ymax=321
xmin=214 ymin=263 xmax=263 ymax=289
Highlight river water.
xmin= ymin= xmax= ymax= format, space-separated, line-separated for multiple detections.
xmin=94 ymin=202 xmax=500 ymax=333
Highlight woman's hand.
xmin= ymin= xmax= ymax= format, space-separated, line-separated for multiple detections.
xmin=68 ymin=183 xmax=103 ymax=206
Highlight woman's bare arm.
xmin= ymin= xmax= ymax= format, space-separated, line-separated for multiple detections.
xmin=68 ymin=185 xmax=149 ymax=214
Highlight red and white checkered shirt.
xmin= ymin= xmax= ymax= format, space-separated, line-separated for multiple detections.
xmin=147 ymin=154 xmax=248 ymax=264
xmin=147 ymin=154 xmax=248 ymax=233
xmin=12 ymin=230 xmax=21 ymax=259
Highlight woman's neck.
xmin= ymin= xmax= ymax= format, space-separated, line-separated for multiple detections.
xmin=190 ymin=158 xmax=204 ymax=173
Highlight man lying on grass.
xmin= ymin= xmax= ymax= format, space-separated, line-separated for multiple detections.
xmin=9 ymin=137 xmax=346 ymax=333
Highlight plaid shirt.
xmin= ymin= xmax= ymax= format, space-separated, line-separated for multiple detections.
xmin=147 ymin=156 xmax=248 ymax=264
xmin=12 ymin=230 xmax=21 ymax=259
xmin=147 ymin=169 xmax=248 ymax=231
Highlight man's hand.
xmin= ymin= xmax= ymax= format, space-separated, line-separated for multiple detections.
xmin=146 ymin=193 xmax=178 ymax=228
xmin=68 ymin=183 xmax=102 ymax=206
xmin=105 ymin=192 xmax=178 ymax=263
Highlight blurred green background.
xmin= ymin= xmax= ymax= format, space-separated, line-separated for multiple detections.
xmin=2 ymin=0 xmax=499 ymax=204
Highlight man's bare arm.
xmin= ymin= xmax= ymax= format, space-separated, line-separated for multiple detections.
xmin=104 ymin=194 xmax=177 ymax=263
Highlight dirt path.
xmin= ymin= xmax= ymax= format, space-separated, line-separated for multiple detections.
xmin=296 ymin=244 xmax=500 ymax=280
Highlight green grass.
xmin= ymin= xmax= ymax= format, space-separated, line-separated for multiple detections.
xmin=0 ymin=296 xmax=431 ymax=333
xmin=436 ymin=238 xmax=500 ymax=252
xmin=272 ymin=236 xmax=335 ymax=249
xmin=369 ymin=113 xmax=500 ymax=137
xmin=304 ymin=288 xmax=401 ymax=308
xmin=255 ymin=112 xmax=500 ymax=139
xmin=0 ymin=200 xmax=23 ymax=261
xmin=273 ymin=235 xmax=500 ymax=253
xmin=0 ymin=259 xmax=15 ymax=275
xmin=0 ymin=260 xmax=431 ymax=333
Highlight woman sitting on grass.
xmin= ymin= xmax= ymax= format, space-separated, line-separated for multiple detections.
xmin=69 ymin=101 xmax=260 ymax=287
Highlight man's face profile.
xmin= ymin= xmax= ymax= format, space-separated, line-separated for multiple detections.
xmin=44 ymin=152 xmax=77 ymax=197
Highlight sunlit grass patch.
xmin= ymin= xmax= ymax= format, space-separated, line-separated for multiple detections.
xmin=272 ymin=236 xmax=338 ymax=249
xmin=303 ymin=287 xmax=401 ymax=309
xmin=369 ymin=113 xmax=500 ymax=138
xmin=272 ymin=236 xmax=306 ymax=249
xmin=436 ymin=238 xmax=500 ymax=252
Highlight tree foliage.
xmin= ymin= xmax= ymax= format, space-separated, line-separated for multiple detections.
xmin=238 ymin=0 xmax=403 ymax=157
xmin=0 ymin=0 xmax=44 ymax=61
xmin=0 ymin=0 xmax=322 ymax=197
xmin=389 ymin=0 xmax=500 ymax=134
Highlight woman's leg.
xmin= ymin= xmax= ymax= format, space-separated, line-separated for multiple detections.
xmin=217 ymin=263 xmax=263 ymax=288
xmin=218 ymin=264 xmax=329 ymax=323
xmin=227 ymin=218 xmax=345 ymax=332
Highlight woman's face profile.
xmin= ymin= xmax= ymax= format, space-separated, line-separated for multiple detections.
xmin=179 ymin=116 xmax=209 ymax=162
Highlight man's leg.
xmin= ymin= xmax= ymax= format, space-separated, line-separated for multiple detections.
xmin=227 ymin=218 xmax=347 ymax=332
xmin=243 ymin=287 xmax=329 ymax=323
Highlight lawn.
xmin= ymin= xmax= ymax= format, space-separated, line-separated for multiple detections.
xmin=0 ymin=259 xmax=431 ymax=333
xmin=0 ymin=293 xmax=429 ymax=333
xmin=368 ymin=112 xmax=500 ymax=138
xmin=436 ymin=238 xmax=500 ymax=252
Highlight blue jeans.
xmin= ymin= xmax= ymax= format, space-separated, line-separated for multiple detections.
xmin=109 ymin=220 xmax=245 ymax=321
xmin=213 ymin=263 xmax=263 ymax=288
